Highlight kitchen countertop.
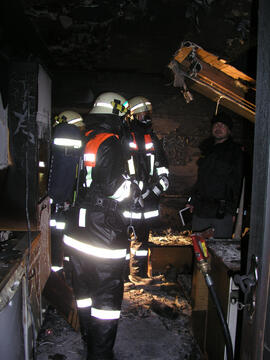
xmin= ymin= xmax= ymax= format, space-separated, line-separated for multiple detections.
xmin=207 ymin=239 xmax=241 ymax=272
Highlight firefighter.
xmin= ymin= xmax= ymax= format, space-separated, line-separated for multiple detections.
xmin=123 ymin=96 xmax=169 ymax=285
xmin=54 ymin=109 xmax=85 ymax=129
xmin=48 ymin=110 xmax=84 ymax=272
xmin=63 ymin=92 xmax=134 ymax=360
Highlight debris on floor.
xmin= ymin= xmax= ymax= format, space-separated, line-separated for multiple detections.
xmin=36 ymin=270 xmax=204 ymax=360
xmin=149 ymin=229 xmax=192 ymax=246
xmin=36 ymin=307 xmax=83 ymax=360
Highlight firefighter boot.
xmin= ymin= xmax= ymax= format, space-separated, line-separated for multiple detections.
xmin=129 ymin=251 xmax=153 ymax=285
xmin=78 ymin=307 xmax=91 ymax=344
xmin=86 ymin=317 xmax=118 ymax=360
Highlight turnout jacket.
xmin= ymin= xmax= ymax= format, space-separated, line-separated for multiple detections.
xmin=64 ymin=114 xmax=131 ymax=251
xmin=63 ymin=115 xmax=132 ymax=358
xmin=191 ymin=137 xmax=244 ymax=218
xmin=123 ymin=122 xmax=169 ymax=220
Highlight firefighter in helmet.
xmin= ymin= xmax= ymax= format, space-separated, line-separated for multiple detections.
xmin=48 ymin=110 xmax=84 ymax=272
xmin=123 ymin=96 xmax=169 ymax=285
xmin=63 ymin=92 xmax=135 ymax=360
xmin=54 ymin=110 xmax=85 ymax=129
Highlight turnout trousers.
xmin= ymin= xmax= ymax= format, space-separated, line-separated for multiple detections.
xmin=129 ymin=221 xmax=150 ymax=278
xmin=64 ymin=206 xmax=128 ymax=360
xmin=70 ymin=251 xmax=126 ymax=360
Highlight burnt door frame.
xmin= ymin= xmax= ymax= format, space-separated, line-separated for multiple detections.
xmin=240 ymin=0 xmax=270 ymax=359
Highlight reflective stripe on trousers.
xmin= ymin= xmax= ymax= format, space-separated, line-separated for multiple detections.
xmin=63 ymin=235 xmax=127 ymax=259
xmin=77 ymin=298 xmax=93 ymax=308
xmin=91 ymin=307 xmax=121 ymax=320
xmin=76 ymin=299 xmax=121 ymax=320
xmin=130 ymin=248 xmax=148 ymax=257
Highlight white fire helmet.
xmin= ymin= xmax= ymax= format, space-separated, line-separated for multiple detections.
xmin=55 ymin=110 xmax=84 ymax=128
xmin=128 ymin=96 xmax=152 ymax=115
xmin=89 ymin=92 xmax=129 ymax=116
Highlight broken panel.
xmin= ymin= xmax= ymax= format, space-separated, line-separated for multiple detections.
xmin=170 ymin=41 xmax=256 ymax=122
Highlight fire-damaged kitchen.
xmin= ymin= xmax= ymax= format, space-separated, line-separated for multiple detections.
xmin=0 ymin=0 xmax=269 ymax=359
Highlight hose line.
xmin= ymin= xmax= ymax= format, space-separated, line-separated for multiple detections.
xmin=207 ymin=280 xmax=234 ymax=360
xmin=191 ymin=230 xmax=234 ymax=360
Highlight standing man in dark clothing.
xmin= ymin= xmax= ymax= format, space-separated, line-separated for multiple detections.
xmin=122 ymin=96 xmax=169 ymax=284
xmin=63 ymin=92 xmax=133 ymax=360
xmin=187 ymin=111 xmax=244 ymax=238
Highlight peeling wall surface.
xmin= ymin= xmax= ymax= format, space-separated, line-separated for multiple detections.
xmin=0 ymin=97 xmax=9 ymax=170
xmin=18 ymin=0 xmax=256 ymax=77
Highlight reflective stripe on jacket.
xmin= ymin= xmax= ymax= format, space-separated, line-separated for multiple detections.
xmin=129 ymin=132 xmax=155 ymax=152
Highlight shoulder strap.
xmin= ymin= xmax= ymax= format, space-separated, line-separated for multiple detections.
xmin=129 ymin=132 xmax=138 ymax=150
xmin=144 ymin=134 xmax=155 ymax=151
xmin=84 ymin=132 xmax=119 ymax=167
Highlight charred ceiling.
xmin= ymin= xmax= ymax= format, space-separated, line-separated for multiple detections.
xmin=0 ymin=0 xmax=257 ymax=76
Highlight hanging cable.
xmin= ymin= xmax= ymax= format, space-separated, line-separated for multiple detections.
xmin=215 ymin=95 xmax=225 ymax=115
xmin=25 ymin=89 xmax=37 ymax=360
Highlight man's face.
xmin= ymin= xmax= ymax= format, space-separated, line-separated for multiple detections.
xmin=212 ymin=121 xmax=230 ymax=143
xmin=136 ymin=111 xmax=152 ymax=126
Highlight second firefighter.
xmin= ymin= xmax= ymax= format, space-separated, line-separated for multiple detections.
xmin=122 ymin=96 xmax=169 ymax=285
